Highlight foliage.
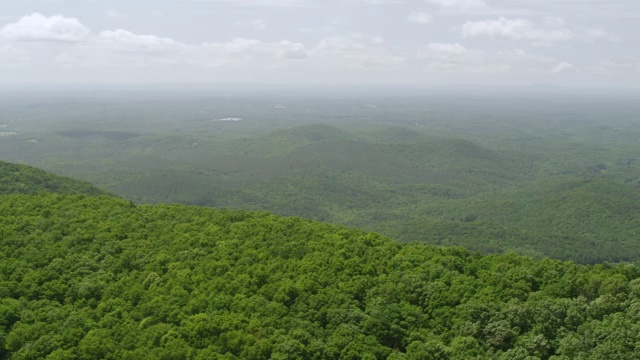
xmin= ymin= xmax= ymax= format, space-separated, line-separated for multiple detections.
xmin=0 ymin=161 xmax=111 ymax=197
xmin=1 ymin=192 xmax=640 ymax=359
xmin=2 ymin=94 xmax=640 ymax=264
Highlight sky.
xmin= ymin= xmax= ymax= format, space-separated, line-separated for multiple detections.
xmin=0 ymin=0 xmax=638 ymax=87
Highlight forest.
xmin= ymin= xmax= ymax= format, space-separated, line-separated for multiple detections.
xmin=0 ymin=161 xmax=110 ymax=197
xmin=1 ymin=90 xmax=640 ymax=358
xmin=1 ymin=91 xmax=639 ymax=263
xmin=1 ymin=163 xmax=640 ymax=359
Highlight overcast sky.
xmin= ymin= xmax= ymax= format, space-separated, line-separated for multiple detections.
xmin=0 ymin=0 xmax=638 ymax=87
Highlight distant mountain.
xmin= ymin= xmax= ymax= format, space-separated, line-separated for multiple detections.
xmin=91 ymin=125 xmax=640 ymax=263
xmin=4 ymin=121 xmax=639 ymax=265
xmin=386 ymin=176 xmax=640 ymax=264
xmin=0 ymin=160 xmax=112 ymax=196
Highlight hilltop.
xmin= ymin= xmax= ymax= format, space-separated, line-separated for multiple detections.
xmin=0 ymin=161 xmax=111 ymax=196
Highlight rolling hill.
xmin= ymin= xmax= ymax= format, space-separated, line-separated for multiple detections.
xmin=0 ymin=161 xmax=112 ymax=196
xmin=0 ymin=164 xmax=639 ymax=358
xmin=2 ymin=121 xmax=639 ymax=264
xmin=94 ymin=125 xmax=639 ymax=263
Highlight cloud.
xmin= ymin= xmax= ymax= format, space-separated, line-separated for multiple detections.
xmin=358 ymin=0 xmax=406 ymax=4
xmin=2 ymin=8 xmax=630 ymax=85
xmin=196 ymin=38 xmax=308 ymax=66
xmin=53 ymin=31 xmax=404 ymax=74
xmin=426 ymin=0 xmax=534 ymax=16
xmin=55 ymin=31 xmax=185 ymax=69
xmin=430 ymin=0 xmax=532 ymax=16
xmin=427 ymin=0 xmax=487 ymax=10
xmin=311 ymin=34 xmax=403 ymax=68
xmin=420 ymin=43 xmax=469 ymax=57
xmin=551 ymin=62 xmax=574 ymax=73
xmin=182 ymin=0 xmax=313 ymax=7
xmin=0 ymin=13 xmax=90 ymax=42
xmin=462 ymin=17 xmax=574 ymax=43
xmin=415 ymin=43 xmax=560 ymax=75
xmin=55 ymin=28 xmax=309 ymax=70
xmin=277 ymin=41 xmax=309 ymax=59
xmin=184 ymin=0 xmax=405 ymax=6
xmin=516 ymin=0 xmax=640 ymax=19
xmin=99 ymin=30 xmax=178 ymax=46
xmin=406 ymin=12 xmax=432 ymax=25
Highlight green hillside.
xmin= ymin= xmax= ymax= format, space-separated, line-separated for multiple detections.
xmin=90 ymin=125 xmax=638 ymax=263
xmin=372 ymin=176 xmax=640 ymax=264
xmin=1 ymin=191 xmax=640 ymax=359
xmin=3 ymin=117 xmax=640 ymax=264
xmin=0 ymin=161 xmax=111 ymax=196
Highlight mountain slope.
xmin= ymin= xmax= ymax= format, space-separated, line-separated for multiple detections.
xmin=1 ymin=192 xmax=640 ymax=359
xmin=361 ymin=175 xmax=640 ymax=264
xmin=42 ymin=124 xmax=640 ymax=264
xmin=0 ymin=160 xmax=111 ymax=196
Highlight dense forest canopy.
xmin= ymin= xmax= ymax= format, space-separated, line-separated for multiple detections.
xmin=0 ymin=163 xmax=640 ymax=359
xmin=0 ymin=161 xmax=110 ymax=197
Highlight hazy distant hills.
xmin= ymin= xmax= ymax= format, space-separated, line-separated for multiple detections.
xmin=112 ymin=124 xmax=537 ymax=202
xmin=15 ymin=124 xmax=628 ymax=264
xmin=90 ymin=125 xmax=640 ymax=263
xmin=2 ymin=112 xmax=640 ymax=264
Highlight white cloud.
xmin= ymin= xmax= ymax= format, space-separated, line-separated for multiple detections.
xmin=1 ymin=6 xmax=633 ymax=85
xmin=55 ymin=29 xmax=309 ymax=70
xmin=277 ymin=40 xmax=309 ymax=59
xmin=196 ymin=38 xmax=308 ymax=66
xmin=406 ymin=11 xmax=432 ymax=24
xmin=358 ymin=0 xmax=406 ymax=4
xmin=426 ymin=0 xmax=533 ymax=16
xmin=52 ymin=31 xmax=404 ymax=73
xmin=518 ymin=0 xmax=640 ymax=19
xmin=0 ymin=13 xmax=90 ymax=42
xmin=311 ymin=34 xmax=403 ymax=68
xmin=427 ymin=0 xmax=487 ymax=10
xmin=184 ymin=0 xmax=313 ymax=7
xmin=415 ymin=43 xmax=560 ymax=75
xmin=184 ymin=0 xmax=405 ymax=6
xmin=421 ymin=42 xmax=469 ymax=57
xmin=99 ymin=29 xmax=178 ymax=46
xmin=462 ymin=17 xmax=574 ymax=43
xmin=551 ymin=62 xmax=574 ymax=73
